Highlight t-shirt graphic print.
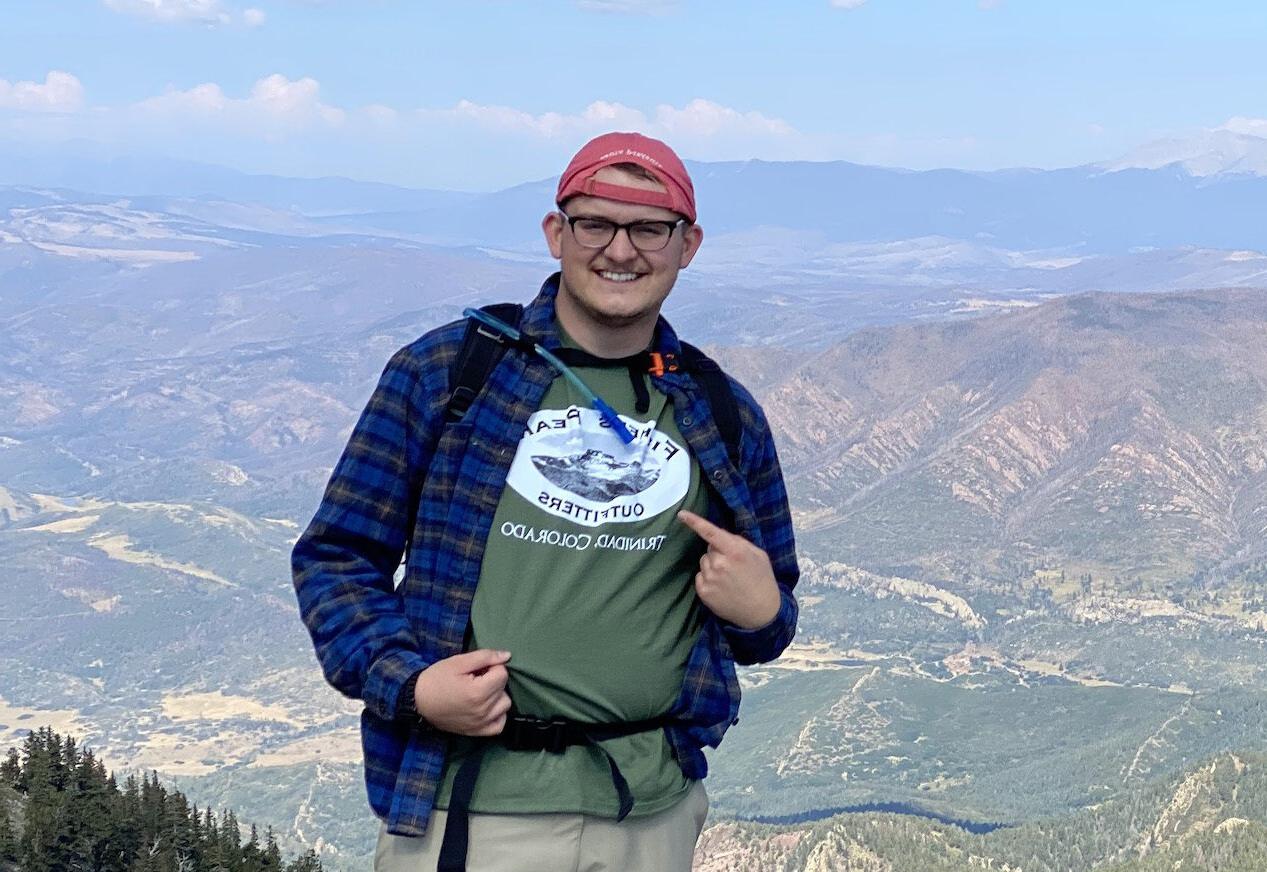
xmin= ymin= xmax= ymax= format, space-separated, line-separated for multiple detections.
xmin=506 ymin=404 xmax=690 ymax=528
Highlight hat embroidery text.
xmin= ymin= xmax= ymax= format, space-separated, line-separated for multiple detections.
xmin=596 ymin=148 xmax=665 ymax=169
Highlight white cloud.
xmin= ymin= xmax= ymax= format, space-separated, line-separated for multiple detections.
xmin=138 ymin=82 xmax=228 ymax=114
xmin=831 ymin=0 xmax=867 ymax=8
xmin=432 ymin=98 xmax=794 ymax=143
xmin=133 ymin=74 xmax=344 ymax=133
xmin=248 ymin=74 xmax=342 ymax=123
xmin=360 ymin=104 xmax=399 ymax=126
xmin=1220 ymin=116 xmax=1267 ymax=139
xmin=0 ymin=71 xmax=85 ymax=113
xmin=438 ymin=99 xmax=643 ymax=137
xmin=103 ymin=0 xmax=264 ymax=27
xmin=655 ymin=99 xmax=795 ymax=138
xmin=2 ymin=77 xmax=816 ymax=189
xmin=406 ymin=97 xmax=810 ymax=179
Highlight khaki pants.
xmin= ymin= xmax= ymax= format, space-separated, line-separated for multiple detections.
xmin=374 ymin=780 xmax=708 ymax=872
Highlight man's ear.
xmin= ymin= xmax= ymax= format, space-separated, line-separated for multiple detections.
xmin=542 ymin=212 xmax=564 ymax=259
xmin=678 ymin=223 xmax=704 ymax=269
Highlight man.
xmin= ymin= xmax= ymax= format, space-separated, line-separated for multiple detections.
xmin=293 ymin=132 xmax=799 ymax=872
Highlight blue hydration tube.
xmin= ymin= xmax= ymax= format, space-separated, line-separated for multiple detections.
xmin=462 ymin=308 xmax=637 ymax=444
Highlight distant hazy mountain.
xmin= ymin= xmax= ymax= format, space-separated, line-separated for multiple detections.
xmin=1102 ymin=128 xmax=1267 ymax=177
xmin=0 ymin=146 xmax=474 ymax=214
xmin=4 ymin=144 xmax=1267 ymax=254
xmin=331 ymin=160 xmax=1267 ymax=254
xmin=5 ymin=184 xmax=1267 ymax=374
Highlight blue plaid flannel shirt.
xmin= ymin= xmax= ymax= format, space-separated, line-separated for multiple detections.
xmin=292 ymin=274 xmax=799 ymax=836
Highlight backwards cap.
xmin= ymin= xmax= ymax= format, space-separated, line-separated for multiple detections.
xmin=556 ymin=131 xmax=696 ymax=223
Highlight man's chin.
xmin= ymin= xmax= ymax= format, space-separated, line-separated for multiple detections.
xmin=589 ymin=308 xmax=648 ymax=329
xmin=573 ymin=298 xmax=654 ymax=330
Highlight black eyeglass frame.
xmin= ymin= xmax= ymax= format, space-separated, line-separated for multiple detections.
xmin=559 ymin=211 xmax=689 ymax=252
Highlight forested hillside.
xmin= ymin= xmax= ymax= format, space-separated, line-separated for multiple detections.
xmin=0 ymin=728 xmax=321 ymax=872
xmin=695 ymin=751 xmax=1267 ymax=871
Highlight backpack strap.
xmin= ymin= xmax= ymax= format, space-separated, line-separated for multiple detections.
xmin=679 ymin=342 xmax=742 ymax=468
xmin=438 ymin=709 xmax=671 ymax=871
xmin=442 ymin=306 xmax=742 ymax=467
xmin=445 ymin=303 xmax=524 ymax=422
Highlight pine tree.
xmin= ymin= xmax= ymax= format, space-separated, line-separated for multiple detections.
xmin=262 ymin=826 xmax=283 ymax=871
xmin=283 ymin=848 xmax=322 ymax=872
xmin=186 ymin=803 xmax=204 ymax=871
xmin=241 ymin=823 xmax=265 ymax=872
xmin=162 ymin=787 xmax=194 ymax=872
xmin=58 ymin=735 xmax=78 ymax=791
xmin=203 ymin=807 xmax=228 ymax=872
xmin=112 ymin=773 xmax=143 ymax=870
xmin=50 ymin=744 xmax=114 ymax=872
xmin=0 ymin=799 xmax=19 ymax=865
xmin=140 ymin=771 xmax=166 ymax=841
xmin=18 ymin=728 xmax=61 ymax=872
xmin=220 ymin=808 xmax=242 ymax=872
xmin=0 ymin=749 xmax=19 ymax=788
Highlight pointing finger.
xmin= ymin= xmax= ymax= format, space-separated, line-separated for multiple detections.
xmin=677 ymin=510 xmax=731 ymax=548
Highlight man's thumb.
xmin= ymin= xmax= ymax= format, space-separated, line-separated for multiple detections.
xmin=454 ymin=648 xmax=512 ymax=674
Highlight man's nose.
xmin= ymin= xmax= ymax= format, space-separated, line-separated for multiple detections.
xmin=603 ymin=226 xmax=639 ymax=260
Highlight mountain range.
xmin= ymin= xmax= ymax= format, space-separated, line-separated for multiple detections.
xmin=732 ymin=289 xmax=1267 ymax=590
xmin=3 ymin=135 xmax=1267 ymax=255
xmin=5 ymin=281 xmax=1267 ymax=867
xmin=2 ymin=148 xmax=1267 ymax=869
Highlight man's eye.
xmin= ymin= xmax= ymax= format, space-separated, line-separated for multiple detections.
xmin=631 ymin=224 xmax=670 ymax=241
xmin=576 ymin=219 xmax=615 ymax=233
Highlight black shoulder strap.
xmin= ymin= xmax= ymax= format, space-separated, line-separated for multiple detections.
xmin=679 ymin=342 xmax=742 ymax=468
xmin=444 ymin=309 xmax=741 ymax=468
xmin=445 ymin=303 xmax=524 ymax=422
xmin=402 ymin=303 xmax=524 ymax=566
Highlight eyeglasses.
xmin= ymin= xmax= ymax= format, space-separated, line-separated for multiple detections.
xmin=561 ymin=212 xmax=686 ymax=252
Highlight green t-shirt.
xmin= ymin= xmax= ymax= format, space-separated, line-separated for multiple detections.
xmin=435 ymin=337 xmax=709 ymax=817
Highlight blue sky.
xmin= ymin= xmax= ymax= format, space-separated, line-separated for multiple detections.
xmin=2 ymin=0 xmax=1265 ymax=190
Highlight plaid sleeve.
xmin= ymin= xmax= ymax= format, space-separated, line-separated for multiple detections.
xmin=722 ymin=390 xmax=800 ymax=665
xmin=291 ymin=342 xmax=444 ymax=722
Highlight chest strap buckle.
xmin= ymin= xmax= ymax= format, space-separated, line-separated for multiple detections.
xmin=501 ymin=714 xmax=573 ymax=754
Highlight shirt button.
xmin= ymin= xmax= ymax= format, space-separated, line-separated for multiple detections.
xmin=712 ymin=469 xmax=725 ymax=481
xmin=682 ymin=416 xmax=693 ymax=426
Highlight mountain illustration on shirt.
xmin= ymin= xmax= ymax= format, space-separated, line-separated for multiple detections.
xmin=531 ymin=449 xmax=661 ymax=501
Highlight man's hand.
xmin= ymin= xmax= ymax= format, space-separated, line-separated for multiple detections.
xmin=678 ymin=510 xmax=781 ymax=630
xmin=414 ymin=649 xmax=513 ymax=736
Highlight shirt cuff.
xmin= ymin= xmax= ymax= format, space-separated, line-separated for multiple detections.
xmin=720 ymin=593 xmax=796 ymax=666
xmin=363 ymin=649 xmax=430 ymax=722
xmin=396 ymin=670 xmax=425 ymax=721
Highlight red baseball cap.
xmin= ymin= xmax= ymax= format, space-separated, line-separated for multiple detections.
xmin=556 ymin=131 xmax=696 ymax=223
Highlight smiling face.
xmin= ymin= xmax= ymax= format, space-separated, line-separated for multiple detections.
xmin=543 ymin=165 xmax=703 ymax=355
